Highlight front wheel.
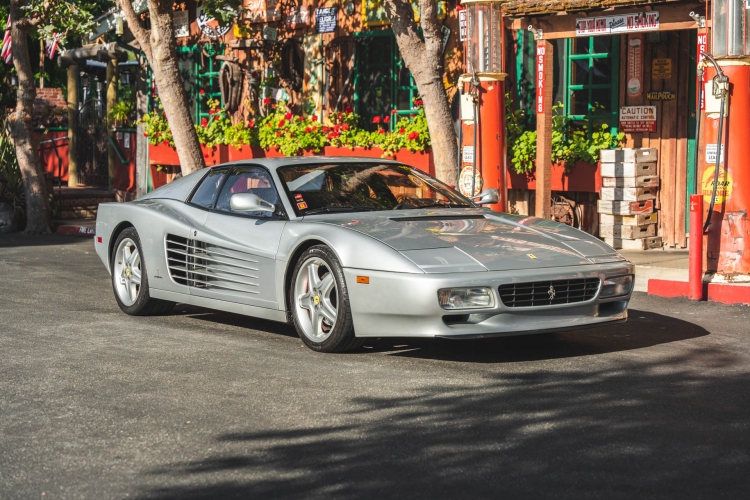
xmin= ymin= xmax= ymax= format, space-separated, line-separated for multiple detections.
xmin=290 ymin=246 xmax=362 ymax=353
xmin=111 ymin=227 xmax=174 ymax=316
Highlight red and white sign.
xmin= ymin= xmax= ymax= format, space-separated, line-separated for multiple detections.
xmin=697 ymin=33 xmax=707 ymax=110
xmin=458 ymin=7 xmax=467 ymax=42
xmin=627 ymin=34 xmax=643 ymax=98
xmin=536 ymin=43 xmax=545 ymax=113
xmin=576 ymin=11 xmax=659 ymax=36
xmin=285 ymin=5 xmax=310 ymax=28
xmin=619 ymin=106 xmax=657 ymax=133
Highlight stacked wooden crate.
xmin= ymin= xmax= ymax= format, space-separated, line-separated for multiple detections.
xmin=598 ymin=148 xmax=662 ymax=250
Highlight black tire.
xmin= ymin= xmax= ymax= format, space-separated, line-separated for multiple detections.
xmin=111 ymin=227 xmax=175 ymax=316
xmin=289 ymin=245 xmax=363 ymax=353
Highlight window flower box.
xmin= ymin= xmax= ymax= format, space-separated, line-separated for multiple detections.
xmin=507 ymin=161 xmax=601 ymax=193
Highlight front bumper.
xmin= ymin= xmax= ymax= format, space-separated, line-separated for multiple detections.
xmin=343 ymin=262 xmax=634 ymax=338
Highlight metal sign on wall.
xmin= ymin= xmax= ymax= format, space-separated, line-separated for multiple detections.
xmin=652 ymin=58 xmax=672 ymax=79
xmin=697 ymin=33 xmax=708 ymax=110
xmin=647 ymin=91 xmax=676 ymax=100
xmin=619 ymin=106 xmax=657 ymax=133
xmin=627 ymin=34 xmax=643 ymax=98
xmin=536 ymin=43 xmax=546 ymax=113
xmin=576 ymin=11 xmax=659 ymax=36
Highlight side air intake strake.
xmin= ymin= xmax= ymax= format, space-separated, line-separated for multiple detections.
xmin=165 ymin=234 xmax=260 ymax=294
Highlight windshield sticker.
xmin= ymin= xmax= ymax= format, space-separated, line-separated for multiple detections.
xmin=297 ymin=201 xmax=308 ymax=210
xmin=408 ymin=174 xmax=424 ymax=187
xmin=295 ymin=193 xmax=304 ymax=201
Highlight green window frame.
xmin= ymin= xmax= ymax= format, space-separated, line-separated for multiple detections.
xmin=147 ymin=44 xmax=224 ymax=124
xmin=353 ymin=30 xmax=419 ymax=130
xmin=563 ymin=36 xmax=620 ymax=137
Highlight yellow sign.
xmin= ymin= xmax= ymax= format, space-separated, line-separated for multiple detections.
xmin=702 ymin=166 xmax=734 ymax=205
xmin=652 ymin=58 xmax=672 ymax=79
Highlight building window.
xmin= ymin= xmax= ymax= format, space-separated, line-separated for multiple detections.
xmin=354 ymin=31 xmax=419 ymax=130
xmin=148 ymin=45 xmax=223 ymax=124
xmin=564 ymin=36 xmax=620 ymax=136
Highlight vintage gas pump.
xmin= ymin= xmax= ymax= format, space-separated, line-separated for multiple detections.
xmin=697 ymin=0 xmax=750 ymax=282
xmin=458 ymin=0 xmax=507 ymax=211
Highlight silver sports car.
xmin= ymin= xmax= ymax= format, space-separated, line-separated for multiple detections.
xmin=95 ymin=157 xmax=634 ymax=352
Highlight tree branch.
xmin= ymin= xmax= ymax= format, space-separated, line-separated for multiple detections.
xmin=117 ymin=0 xmax=151 ymax=58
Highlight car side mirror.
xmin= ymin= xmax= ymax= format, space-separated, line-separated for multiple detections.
xmin=472 ymin=188 xmax=500 ymax=205
xmin=230 ymin=193 xmax=276 ymax=213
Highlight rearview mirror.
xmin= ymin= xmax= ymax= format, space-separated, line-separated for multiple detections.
xmin=230 ymin=193 xmax=276 ymax=213
xmin=472 ymin=188 xmax=500 ymax=205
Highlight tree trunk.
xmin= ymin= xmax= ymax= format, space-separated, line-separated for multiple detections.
xmin=118 ymin=0 xmax=205 ymax=177
xmin=9 ymin=0 xmax=51 ymax=234
xmin=383 ymin=0 xmax=458 ymax=186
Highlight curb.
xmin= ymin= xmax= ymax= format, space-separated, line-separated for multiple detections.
xmin=648 ymin=279 xmax=750 ymax=306
xmin=55 ymin=225 xmax=96 ymax=237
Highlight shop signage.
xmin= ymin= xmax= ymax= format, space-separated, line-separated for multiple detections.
xmin=536 ymin=43 xmax=546 ymax=113
xmin=697 ymin=33 xmax=707 ymax=110
xmin=459 ymin=166 xmax=483 ymax=197
xmin=315 ymin=7 xmax=337 ymax=33
xmin=576 ymin=11 xmax=659 ymax=36
xmin=702 ymin=166 xmax=733 ymax=204
xmin=173 ymin=10 xmax=189 ymax=38
xmin=246 ymin=0 xmax=281 ymax=23
xmin=285 ymin=5 xmax=310 ymax=29
xmin=646 ymin=91 xmax=676 ymax=100
xmin=458 ymin=7 xmax=467 ymax=42
xmin=652 ymin=58 xmax=672 ymax=79
xmin=196 ymin=6 xmax=233 ymax=38
xmin=627 ymin=34 xmax=643 ymax=98
xmin=441 ymin=25 xmax=451 ymax=54
xmin=619 ymin=106 xmax=657 ymax=132
xmin=705 ymin=144 xmax=725 ymax=165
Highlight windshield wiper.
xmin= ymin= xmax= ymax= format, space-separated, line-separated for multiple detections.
xmin=304 ymin=206 xmax=380 ymax=215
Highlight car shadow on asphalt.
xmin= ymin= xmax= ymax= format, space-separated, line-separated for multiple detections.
xmin=170 ymin=304 xmax=299 ymax=339
xmin=0 ymin=233 xmax=90 ymax=248
xmin=361 ymin=308 xmax=709 ymax=363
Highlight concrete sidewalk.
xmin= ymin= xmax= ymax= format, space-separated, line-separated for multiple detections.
xmin=621 ymin=249 xmax=688 ymax=292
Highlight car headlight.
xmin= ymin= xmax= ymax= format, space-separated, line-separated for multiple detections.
xmin=438 ymin=287 xmax=495 ymax=310
xmin=599 ymin=275 xmax=634 ymax=298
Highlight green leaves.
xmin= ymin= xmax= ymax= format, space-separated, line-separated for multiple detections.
xmin=21 ymin=0 xmax=98 ymax=44
xmin=506 ymin=98 xmax=625 ymax=175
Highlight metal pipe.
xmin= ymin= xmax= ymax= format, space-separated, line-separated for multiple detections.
xmin=689 ymin=194 xmax=704 ymax=300
xmin=701 ymin=52 xmax=728 ymax=233
xmin=471 ymin=73 xmax=479 ymax=198
xmin=693 ymin=66 xmax=703 ymax=194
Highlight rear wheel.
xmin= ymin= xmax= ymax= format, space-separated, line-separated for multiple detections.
xmin=111 ymin=227 xmax=174 ymax=316
xmin=290 ymin=246 xmax=362 ymax=353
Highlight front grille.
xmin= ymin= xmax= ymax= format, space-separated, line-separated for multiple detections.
xmin=499 ymin=278 xmax=600 ymax=308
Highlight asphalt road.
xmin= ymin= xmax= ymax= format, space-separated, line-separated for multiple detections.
xmin=1 ymin=234 xmax=749 ymax=499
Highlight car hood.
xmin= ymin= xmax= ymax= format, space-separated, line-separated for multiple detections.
xmin=308 ymin=209 xmax=623 ymax=272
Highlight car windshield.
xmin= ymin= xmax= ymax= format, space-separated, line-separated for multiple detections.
xmin=277 ymin=163 xmax=473 ymax=215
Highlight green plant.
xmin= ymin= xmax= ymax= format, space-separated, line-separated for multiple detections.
xmin=506 ymin=98 xmax=625 ymax=174
xmin=194 ymin=97 xmax=232 ymax=148
xmin=109 ymin=101 xmax=135 ymax=128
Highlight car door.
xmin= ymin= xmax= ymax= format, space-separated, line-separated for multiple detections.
xmin=190 ymin=165 xmax=287 ymax=311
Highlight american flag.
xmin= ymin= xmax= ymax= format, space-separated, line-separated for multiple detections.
xmin=0 ymin=16 xmax=11 ymax=64
xmin=45 ymin=33 xmax=61 ymax=60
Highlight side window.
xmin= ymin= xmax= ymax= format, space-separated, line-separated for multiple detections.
xmin=215 ymin=167 xmax=280 ymax=218
xmin=189 ymin=168 xmax=228 ymax=209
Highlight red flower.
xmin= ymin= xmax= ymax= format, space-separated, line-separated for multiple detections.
xmin=278 ymin=119 xmax=286 ymax=127
xmin=311 ymin=115 xmax=318 ymax=122
xmin=199 ymin=89 xmax=205 ymax=95
xmin=143 ymin=133 xmax=148 ymax=137
xmin=305 ymin=126 xmax=312 ymax=133
xmin=312 ymin=126 xmax=318 ymax=132
xmin=284 ymin=112 xmax=292 ymax=120
xmin=372 ymin=116 xmax=381 ymax=124
xmin=204 ymin=154 xmax=209 ymax=158
xmin=154 ymin=132 xmax=161 ymax=137
xmin=327 ymin=132 xmax=335 ymax=139
xmin=334 ymin=124 xmax=340 ymax=132
xmin=201 ymin=118 xmax=208 ymax=127
xmin=297 ymin=116 xmax=303 ymax=122
xmin=378 ymin=129 xmax=385 ymax=135
xmin=248 ymin=119 xmax=255 ymax=128
xmin=342 ymin=124 xmax=350 ymax=131
xmin=163 ymin=140 xmax=169 ymax=146
xmin=414 ymin=99 xmax=424 ymax=106
xmin=263 ymin=98 xmax=271 ymax=105
xmin=391 ymin=109 xmax=397 ymax=114
xmin=276 ymin=131 xmax=282 ymax=137
xmin=399 ymin=127 xmax=406 ymax=134
xmin=410 ymin=114 xmax=416 ymax=118
xmin=208 ymin=109 xmax=215 ymax=115
xmin=345 ymin=106 xmax=353 ymax=113
xmin=322 ymin=126 xmax=329 ymax=132
xmin=408 ymin=131 xmax=419 ymax=140
xmin=162 ymin=111 xmax=167 ymax=116
xmin=337 ymin=113 xmax=342 ymax=121
xmin=383 ymin=116 xmax=390 ymax=124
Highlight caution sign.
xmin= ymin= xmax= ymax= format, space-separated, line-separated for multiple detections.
xmin=702 ymin=166 xmax=734 ymax=205
xmin=459 ymin=166 xmax=483 ymax=197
